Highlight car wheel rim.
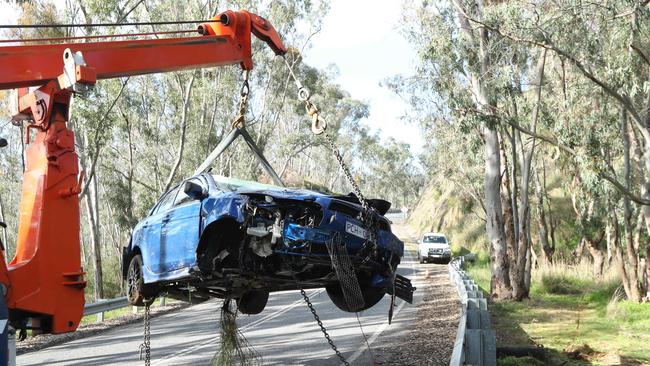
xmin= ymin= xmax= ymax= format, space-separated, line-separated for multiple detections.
xmin=127 ymin=261 xmax=140 ymax=298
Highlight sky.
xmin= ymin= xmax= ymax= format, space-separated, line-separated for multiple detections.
xmin=302 ymin=0 xmax=423 ymax=154
xmin=0 ymin=0 xmax=423 ymax=153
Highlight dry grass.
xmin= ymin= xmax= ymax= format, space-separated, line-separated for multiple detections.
xmin=532 ymin=259 xmax=620 ymax=297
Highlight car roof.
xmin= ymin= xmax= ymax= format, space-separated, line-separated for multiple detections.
xmin=422 ymin=233 xmax=446 ymax=237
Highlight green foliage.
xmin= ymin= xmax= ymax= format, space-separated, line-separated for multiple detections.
xmin=497 ymin=356 xmax=545 ymax=366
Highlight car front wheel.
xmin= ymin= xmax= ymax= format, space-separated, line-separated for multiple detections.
xmin=326 ymin=282 xmax=385 ymax=312
xmin=127 ymin=254 xmax=158 ymax=306
xmin=237 ymin=290 xmax=269 ymax=314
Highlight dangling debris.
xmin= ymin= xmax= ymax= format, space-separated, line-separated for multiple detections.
xmin=212 ymin=299 xmax=261 ymax=366
xmin=326 ymin=233 xmax=365 ymax=312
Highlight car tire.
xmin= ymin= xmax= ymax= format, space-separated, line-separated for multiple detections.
xmin=326 ymin=282 xmax=385 ymax=312
xmin=126 ymin=254 xmax=158 ymax=306
xmin=237 ymin=290 xmax=269 ymax=315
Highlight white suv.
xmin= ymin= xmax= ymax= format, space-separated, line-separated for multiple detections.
xmin=418 ymin=233 xmax=452 ymax=264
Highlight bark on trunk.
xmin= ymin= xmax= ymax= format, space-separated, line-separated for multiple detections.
xmin=587 ymin=240 xmax=605 ymax=278
xmin=454 ymin=0 xmax=511 ymax=299
xmin=162 ymin=74 xmax=195 ymax=193
xmin=512 ymin=49 xmax=546 ymax=300
xmin=85 ymin=174 xmax=103 ymax=300
xmin=621 ymin=109 xmax=642 ymax=301
xmin=486 ymin=126 xmax=512 ymax=299
xmin=534 ymin=169 xmax=553 ymax=263
xmin=500 ymin=139 xmax=517 ymax=290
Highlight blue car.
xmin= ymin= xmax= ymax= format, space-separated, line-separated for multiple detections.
xmin=122 ymin=174 xmax=413 ymax=314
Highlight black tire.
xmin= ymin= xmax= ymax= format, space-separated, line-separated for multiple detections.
xmin=237 ymin=290 xmax=269 ymax=315
xmin=126 ymin=254 xmax=158 ymax=306
xmin=326 ymin=282 xmax=385 ymax=312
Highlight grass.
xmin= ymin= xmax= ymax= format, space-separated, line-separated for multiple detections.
xmin=466 ymin=261 xmax=650 ymax=366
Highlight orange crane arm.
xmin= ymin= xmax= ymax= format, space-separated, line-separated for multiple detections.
xmin=0 ymin=10 xmax=286 ymax=89
xmin=0 ymin=9 xmax=286 ymax=335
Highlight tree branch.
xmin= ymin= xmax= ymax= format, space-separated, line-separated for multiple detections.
xmin=456 ymin=8 xmax=645 ymax=126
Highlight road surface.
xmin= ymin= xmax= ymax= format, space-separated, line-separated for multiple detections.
xmin=18 ymin=248 xmax=435 ymax=365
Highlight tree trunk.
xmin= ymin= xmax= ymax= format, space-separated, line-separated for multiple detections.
xmin=621 ymin=109 xmax=642 ymax=301
xmin=454 ymin=0 xmax=511 ymax=299
xmin=534 ymin=169 xmax=553 ymax=263
xmin=486 ymin=126 xmax=512 ymax=299
xmin=645 ymin=241 xmax=650 ymax=300
xmin=512 ymin=49 xmax=546 ymax=300
xmin=587 ymin=239 xmax=605 ymax=278
xmin=162 ymin=74 xmax=195 ymax=193
xmin=85 ymin=173 xmax=103 ymax=300
xmin=500 ymin=138 xmax=517 ymax=290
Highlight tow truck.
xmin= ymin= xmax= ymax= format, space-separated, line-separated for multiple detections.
xmin=0 ymin=8 xmax=413 ymax=366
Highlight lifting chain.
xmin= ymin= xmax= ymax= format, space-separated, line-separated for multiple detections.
xmin=284 ymin=54 xmax=387 ymax=362
xmin=139 ymin=300 xmax=152 ymax=366
xmin=282 ymin=56 xmax=379 ymax=261
xmin=300 ymin=289 xmax=350 ymax=366
xmin=231 ymin=70 xmax=250 ymax=129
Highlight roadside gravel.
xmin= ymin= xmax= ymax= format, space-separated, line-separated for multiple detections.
xmin=371 ymin=263 xmax=460 ymax=365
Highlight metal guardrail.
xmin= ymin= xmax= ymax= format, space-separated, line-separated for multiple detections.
xmin=84 ymin=297 xmax=129 ymax=322
xmin=83 ymin=296 xmax=167 ymax=322
xmin=448 ymin=256 xmax=496 ymax=366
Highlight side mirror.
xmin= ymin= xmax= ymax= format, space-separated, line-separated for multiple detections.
xmin=183 ymin=181 xmax=207 ymax=200
xmin=0 ymin=138 xmax=7 ymax=148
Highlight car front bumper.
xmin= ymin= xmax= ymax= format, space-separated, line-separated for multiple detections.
xmin=420 ymin=253 xmax=451 ymax=261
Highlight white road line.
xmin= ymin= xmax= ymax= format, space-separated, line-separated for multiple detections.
xmin=152 ymin=289 xmax=324 ymax=365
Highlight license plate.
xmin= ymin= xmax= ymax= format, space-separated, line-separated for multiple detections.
xmin=345 ymin=221 xmax=367 ymax=239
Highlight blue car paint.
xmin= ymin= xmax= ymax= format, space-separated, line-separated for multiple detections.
xmin=160 ymin=200 xmax=201 ymax=273
xmin=129 ymin=177 xmax=404 ymax=285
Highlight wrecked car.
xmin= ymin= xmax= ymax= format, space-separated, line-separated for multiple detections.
xmin=123 ymin=174 xmax=413 ymax=314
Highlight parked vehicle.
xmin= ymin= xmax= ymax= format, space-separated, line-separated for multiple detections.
xmin=417 ymin=233 xmax=452 ymax=264
xmin=122 ymin=174 xmax=414 ymax=314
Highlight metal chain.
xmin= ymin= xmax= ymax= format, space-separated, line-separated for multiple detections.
xmin=139 ymin=301 xmax=152 ymax=366
xmin=322 ymin=133 xmax=379 ymax=262
xmin=231 ymin=70 xmax=250 ymax=129
xmin=300 ymin=289 xmax=350 ymax=366
xmin=282 ymin=55 xmax=379 ymax=260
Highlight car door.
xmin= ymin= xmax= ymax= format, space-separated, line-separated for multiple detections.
xmin=142 ymin=188 xmax=179 ymax=276
xmin=158 ymin=178 xmax=204 ymax=274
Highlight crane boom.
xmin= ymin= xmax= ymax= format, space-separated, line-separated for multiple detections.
xmin=0 ymin=9 xmax=286 ymax=335
xmin=0 ymin=10 xmax=286 ymax=89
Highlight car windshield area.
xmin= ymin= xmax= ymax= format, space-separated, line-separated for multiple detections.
xmin=422 ymin=235 xmax=447 ymax=244
xmin=211 ymin=175 xmax=285 ymax=193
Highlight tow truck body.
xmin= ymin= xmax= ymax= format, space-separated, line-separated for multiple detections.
xmin=0 ymin=9 xmax=287 ymax=336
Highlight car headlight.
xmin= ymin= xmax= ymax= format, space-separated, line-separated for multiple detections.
xmin=444 ymin=248 xmax=451 ymax=253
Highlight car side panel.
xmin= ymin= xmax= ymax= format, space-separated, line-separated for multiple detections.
xmin=159 ymin=201 xmax=202 ymax=273
xmin=140 ymin=211 xmax=165 ymax=280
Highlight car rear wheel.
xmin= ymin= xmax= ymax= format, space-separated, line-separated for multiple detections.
xmin=326 ymin=281 xmax=385 ymax=312
xmin=127 ymin=254 xmax=158 ymax=306
xmin=237 ymin=290 xmax=269 ymax=314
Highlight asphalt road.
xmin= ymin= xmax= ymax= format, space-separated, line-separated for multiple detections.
xmin=18 ymin=248 xmax=432 ymax=366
